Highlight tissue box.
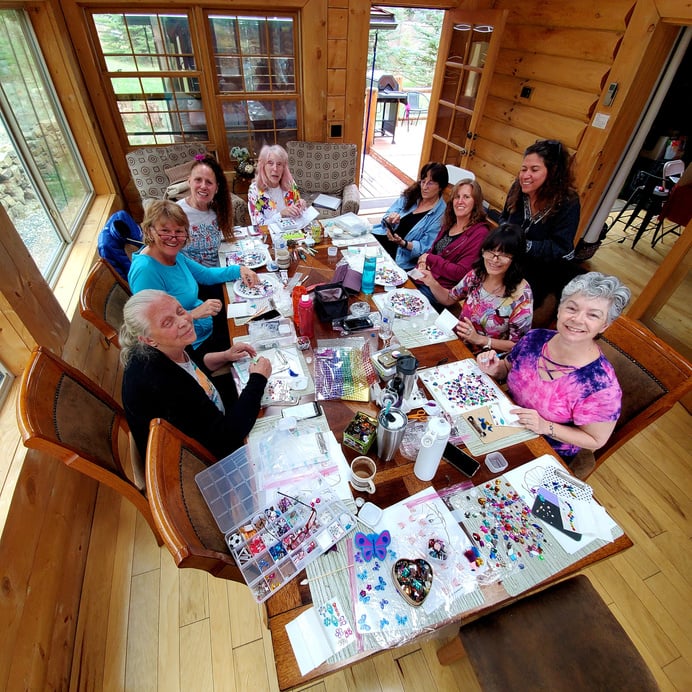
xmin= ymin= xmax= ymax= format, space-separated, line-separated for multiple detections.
xmin=342 ymin=412 xmax=378 ymax=454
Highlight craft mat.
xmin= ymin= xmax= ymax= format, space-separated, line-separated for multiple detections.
xmin=232 ymin=346 xmax=315 ymax=406
xmin=372 ymin=292 xmax=457 ymax=348
xmin=443 ymin=470 xmax=623 ymax=597
xmin=218 ymin=239 xmax=271 ymax=267
xmin=306 ymin=508 xmax=485 ymax=663
xmin=418 ymin=360 xmax=537 ymax=455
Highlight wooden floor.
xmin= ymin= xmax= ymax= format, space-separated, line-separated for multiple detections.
xmin=71 ymin=178 xmax=692 ymax=691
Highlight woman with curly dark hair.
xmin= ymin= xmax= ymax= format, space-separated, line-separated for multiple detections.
xmin=419 ymin=224 xmax=533 ymax=353
xmin=177 ymin=154 xmax=233 ymax=268
xmin=372 ymin=162 xmax=448 ymax=269
xmin=500 ymin=139 xmax=581 ymax=308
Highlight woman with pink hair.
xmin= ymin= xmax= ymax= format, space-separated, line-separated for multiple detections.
xmin=248 ymin=144 xmax=306 ymax=225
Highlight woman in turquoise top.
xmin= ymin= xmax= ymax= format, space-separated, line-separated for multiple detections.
xmin=371 ymin=162 xmax=448 ymax=270
xmin=128 ymin=200 xmax=258 ymax=371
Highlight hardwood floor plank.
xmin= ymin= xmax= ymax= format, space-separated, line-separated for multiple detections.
xmin=132 ymin=511 xmax=162 ymax=576
xmin=663 ymin=654 xmax=692 ymax=692
xmin=233 ymin=639 xmax=273 ymax=691
xmin=180 ymin=619 xmax=213 ymax=692
xmin=589 ymin=558 xmax=679 ymax=667
xmin=396 ymin=649 xmax=435 ymax=691
xmin=420 ymin=638 xmax=478 ymax=691
xmin=345 ymin=657 xmax=386 ymax=692
xmin=103 ymin=497 xmax=136 ymax=690
xmin=207 ymin=573 xmax=237 ymax=692
xmin=259 ymin=608 xmax=282 ymax=692
xmin=126 ymin=570 xmax=159 ymax=691
xmin=179 ymin=568 xmax=209 ymax=626
xmin=652 ymin=529 xmax=692 ymax=589
xmin=227 ymin=580 xmax=262 ymax=647
xmin=157 ymin=549 xmax=180 ymax=692
xmin=646 ymin=572 xmax=692 ymax=656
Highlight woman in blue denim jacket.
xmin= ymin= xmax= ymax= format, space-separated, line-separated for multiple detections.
xmin=372 ymin=162 xmax=449 ymax=270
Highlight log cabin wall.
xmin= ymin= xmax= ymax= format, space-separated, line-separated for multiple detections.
xmin=0 ymin=0 xmax=690 ymax=688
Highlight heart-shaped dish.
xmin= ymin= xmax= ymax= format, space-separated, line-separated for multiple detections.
xmin=391 ymin=558 xmax=433 ymax=607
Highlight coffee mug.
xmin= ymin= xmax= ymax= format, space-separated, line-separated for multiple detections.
xmin=349 ymin=456 xmax=376 ymax=494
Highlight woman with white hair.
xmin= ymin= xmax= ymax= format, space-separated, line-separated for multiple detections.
xmin=248 ymin=144 xmax=306 ymax=225
xmin=120 ymin=290 xmax=271 ymax=461
xmin=477 ymin=272 xmax=631 ymax=465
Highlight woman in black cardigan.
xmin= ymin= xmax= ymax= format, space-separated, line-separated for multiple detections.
xmin=120 ymin=289 xmax=271 ymax=462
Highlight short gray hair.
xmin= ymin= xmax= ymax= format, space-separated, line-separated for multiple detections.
xmin=119 ymin=289 xmax=169 ymax=365
xmin=560 ymin=272 xmax=631 ymax=325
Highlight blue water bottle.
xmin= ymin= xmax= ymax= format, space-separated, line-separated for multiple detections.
xmin=362 ymin=247 xmax=377 ymax=295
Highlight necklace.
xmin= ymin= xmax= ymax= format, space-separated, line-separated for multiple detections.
xmin=538 ymin=341 xmax=578 ymax=381
xmin=483 ymin=280 xmax=505 ymax=297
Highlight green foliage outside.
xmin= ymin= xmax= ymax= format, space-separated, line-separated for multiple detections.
xmin=369 ymin=8 xmax=444 ymax=89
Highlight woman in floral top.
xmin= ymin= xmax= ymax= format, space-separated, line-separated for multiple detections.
xmin=419 ymin=224 xmax=533 ymax=353
xmin=477 ymin=272 xmax=631 ymax=464
xmin=248 ymin=144 xmax=306 ymax=225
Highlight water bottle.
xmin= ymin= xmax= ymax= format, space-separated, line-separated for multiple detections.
xmin=413 ymin=416 xmax=451 ymax=481
xmin=298 ymin=293 xmax=314 ymax=339
xmin=292 ymin=284 xmax=306 ymax=328
xmin=361 ymin=247 xmax=377 ymax=295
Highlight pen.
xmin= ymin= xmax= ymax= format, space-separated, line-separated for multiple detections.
xmin=467 ymin=415 xmax=487 ymax=438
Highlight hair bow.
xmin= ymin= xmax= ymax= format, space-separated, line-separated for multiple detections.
xmin=194 ymin=154 xmax=205 ymax=161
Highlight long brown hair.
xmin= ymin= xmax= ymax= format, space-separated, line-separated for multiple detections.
xmin=189 ymin=155 xmax=233 ymax=240
xmin=441 ymin=179 xmax=487 ymax=230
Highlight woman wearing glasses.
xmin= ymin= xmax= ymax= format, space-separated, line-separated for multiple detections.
xmin=414 ymin=179 xmax=490 ymax=309
xmin=418 ymin=224 xmax=533 ymax=353
xmin=500 ymin=139 xmax=581 ymax=310
xmin=128 ymin=200 xmax=258 ymax=371
xmin=372 ymin=162 xmax=448 ymax=269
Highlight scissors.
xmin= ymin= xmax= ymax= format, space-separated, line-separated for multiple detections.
xmin=407 ymin=409 xmax=428 ymax=422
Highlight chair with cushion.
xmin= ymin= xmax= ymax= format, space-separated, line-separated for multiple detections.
xmin=651 ymin=161 xmax=692 ymax=247
xmin=97 ymin=210 xmax=143 ymax=281
xmin=17 ymin=346 xmax=161 ymax=544
xmin=145 ymin=418 xmax=242 ymax=581
xmin=569 ymin=314 xmax=692 ymax=479
xmin=125 ymin=144 xmax=250 ymax=226
xmin=79 ymin=258 xmax=132 ymax=349
xmin=436 ymin=575 xmax=658 ymax=691
xmin=286 ymin=141 xmax=360 ymax=219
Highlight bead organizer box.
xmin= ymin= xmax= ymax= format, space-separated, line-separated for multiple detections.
xmin=197 ymin=449 xmax=357 ymax=603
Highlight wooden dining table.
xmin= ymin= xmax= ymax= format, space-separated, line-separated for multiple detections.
xmin=225 ymin=229 xmax=632 ymax=690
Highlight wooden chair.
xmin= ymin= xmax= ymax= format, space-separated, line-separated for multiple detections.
xmin=16 ymin=346 xmax=162 ymax=545
xmin=437 ymin=575 xmax=658 ymax=691
xmin=79 ymin=258 xmax=131 ymax=349
xmin=145 ymin=418 xmax=242 ymax=581
xmin=571 ymin=314 xmax=692 ymax=479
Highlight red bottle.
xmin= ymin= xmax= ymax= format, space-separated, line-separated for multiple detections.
xmin=292 ymin=284 xmax=306 ymax=328
xmin=298 ymin=293 xmax=314 ymax=339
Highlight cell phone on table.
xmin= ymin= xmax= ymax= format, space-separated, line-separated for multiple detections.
xmin=443 ymin=443 xmax=480 ymax=478
xmin=250 ymin=309 xmax=281 ymax=322
xmin=343 ymin=316 xmax=374 ymax=332
xmin=281 ymin=402 xmax=322 ymax=421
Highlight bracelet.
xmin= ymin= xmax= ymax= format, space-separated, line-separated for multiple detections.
xmin=549 ymin=422 xmax=555 ymax=437
xmin=486 ymin=336 xmax=492 ymax=350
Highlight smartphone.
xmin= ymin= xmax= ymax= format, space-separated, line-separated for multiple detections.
xmin=443 ymin=443 xmax=481 ymax=478
xmin=343 ymin=316 xmax=374 ymax=332
xmin=250 ymin=309 xmax=281 ymax=322
xmin=281 ymin=402 xmax=322 ymax=421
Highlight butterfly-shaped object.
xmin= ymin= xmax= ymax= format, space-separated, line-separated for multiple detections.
xmin=358 ymin=614 xmax=371 ymax=631
xmin=354 ymin=530 xmax=391 ymax=562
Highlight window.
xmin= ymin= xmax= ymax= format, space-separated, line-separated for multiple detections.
xmin=90 ymin=11 xmax=299 ymax=158
xmin=0 ymin=9 xmax=93 ymax=280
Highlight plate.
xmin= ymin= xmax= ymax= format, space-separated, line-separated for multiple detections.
xmin=375 ymin=266 xmax=407 ymax=286
xmin=387 ymin=290 xmax=426 ymax=317
xmin=233 ymin=278 xmax=274 ymax=300
xmin=240 ymin=251 xmax=267 ymax=269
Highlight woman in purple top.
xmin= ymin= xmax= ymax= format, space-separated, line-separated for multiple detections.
xmin=420 ymin=224 xmax=533 ymax=353
xmin=477 ymin=272 xmax=631 ymax=463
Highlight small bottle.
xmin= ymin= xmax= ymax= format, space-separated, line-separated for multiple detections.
xmin=413 ymin=416 xmax=451 ymax=481
xmin=298 ymin=293 xmax=314 ymax=339
xmin=292 ymin=284 xmax=306 ymax=327
xmin=361 ymin=247 xmax=377 ymax=295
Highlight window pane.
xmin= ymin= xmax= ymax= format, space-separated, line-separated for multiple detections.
xmin=0 ymin=9 xmax=92 ymax=278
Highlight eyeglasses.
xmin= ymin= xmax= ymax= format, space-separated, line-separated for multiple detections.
xmin=482 ymin=250 xmax=512 ymax=263
xmin=539 ymin=139 xmax=563 ymax=156
xmin=420 ymin=178 xmax=439 ymax=188
xmin=154 ymin=228 xmax=188 ymax=240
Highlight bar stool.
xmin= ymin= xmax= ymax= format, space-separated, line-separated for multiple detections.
xmin=614 ymin=160 xmax=685 ymax=248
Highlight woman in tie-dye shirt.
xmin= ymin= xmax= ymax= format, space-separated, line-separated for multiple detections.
xmin=477 ymin=272 xmax=631 ymax=463
xmin=420 ymin=224 xmax=533 ymax=353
